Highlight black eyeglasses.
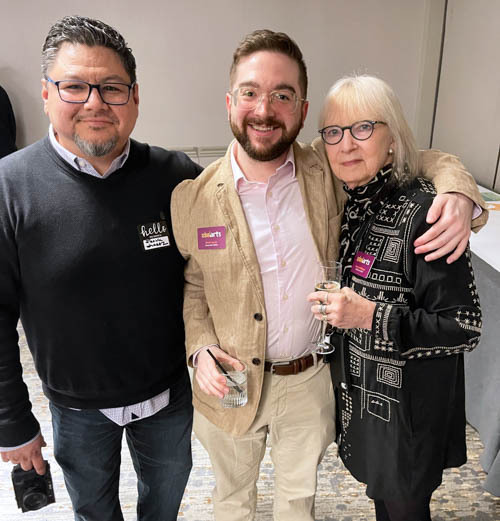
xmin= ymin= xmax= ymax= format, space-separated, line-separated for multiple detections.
xmin=319 ymin=120 xmax=386 ymax=145
xmin=46 ymin=77 xmax=135 ymax=106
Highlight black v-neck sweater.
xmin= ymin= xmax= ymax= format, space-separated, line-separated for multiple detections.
xmin=0 ymin=137 xmax=201 ymax=445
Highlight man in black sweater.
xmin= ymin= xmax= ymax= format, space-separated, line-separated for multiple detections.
xmin=0 ymin=85 xmax=16 ymax=158
xmin=0 ymin=16 xmax=201 ymax=521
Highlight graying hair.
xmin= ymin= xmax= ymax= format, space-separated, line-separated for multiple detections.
xmin=73 ymin=134 xmax=118 ymax=157
xmin=42 ymin=15 xmax=136 ymax=83
xmin=319 ymin=74 xmax=418 ymax=183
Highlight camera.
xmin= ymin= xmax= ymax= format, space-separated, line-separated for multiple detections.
xmin=11 ymin=461 xmax=55 ymax=512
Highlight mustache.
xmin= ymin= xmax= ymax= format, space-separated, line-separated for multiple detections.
xmin=76 ymin=112 xmax=119 ymax=124
xmin=245 ymin=116 xmax=284 ymax=128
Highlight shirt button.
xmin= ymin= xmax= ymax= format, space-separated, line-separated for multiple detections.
xmin=281 ymin=260 xmax=286 ymax=267
xmin=252 ymin=358 xmax=261 ymax=366
xmin=274 ymin=225 xmax=280 ymax=232
xmin=283 ymin=294 xmax=288 ymax=301
xmin=254 ymin=313 xmax=263 ymax=321
xmin=268 ymin=191 xmax=273 ymax=197
xmin=284 ymin=326 xmax=289 ymax=333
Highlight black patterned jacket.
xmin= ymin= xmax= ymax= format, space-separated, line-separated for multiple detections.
xmin=334 ymin=177 xmax=481 ymax=501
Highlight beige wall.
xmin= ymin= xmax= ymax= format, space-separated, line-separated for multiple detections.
xmin=1 ymin=0 xmax=444 ymax=151
xmin=432 ymin=0 xmax=500 ymax=190
xmin=414 ymin=0 xmax=447 ymax=147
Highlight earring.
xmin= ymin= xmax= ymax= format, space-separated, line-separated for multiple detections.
xmin=388 ymin=148 xmax=393 ymax=155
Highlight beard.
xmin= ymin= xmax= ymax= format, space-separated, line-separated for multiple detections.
xmin=73 ymin=133 xmax=118 ymax=158
xmin=230 ymin=114 xmax=303 ymax=162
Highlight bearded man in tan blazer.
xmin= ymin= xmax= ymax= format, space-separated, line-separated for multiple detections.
xmin=171 ymin=30 xmax=486 ymax=521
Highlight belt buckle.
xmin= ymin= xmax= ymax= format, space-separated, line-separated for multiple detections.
xmin=269 ymin=360 xmax=291 ymax=374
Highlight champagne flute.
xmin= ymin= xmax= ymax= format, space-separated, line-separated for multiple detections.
xmin=313 ymin=261 xmax=342 ymax=355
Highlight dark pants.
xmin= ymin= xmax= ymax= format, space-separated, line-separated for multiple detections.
xmin=50 ymin=372 xmax=193 ymax=521
xmin=374 ymin=496 xmax=432 ymax=521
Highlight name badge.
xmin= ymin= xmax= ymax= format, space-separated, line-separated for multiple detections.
xmin=137 ymin=220 xmax=171 ymax=251
xmin=198 ymin=226 xmax=226 ymax=250
xmin=351 ymin=251 xmax=375 ymax=278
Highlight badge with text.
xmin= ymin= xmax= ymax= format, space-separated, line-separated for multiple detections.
xmin=351 ymin=251 xmax=375 ymax=278
xmin=198 ymin=226 xmax=226 ymax=250
xmin=137 ymin=219 xmax=171 ymax=251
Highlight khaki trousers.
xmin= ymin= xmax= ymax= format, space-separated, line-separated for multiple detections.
xmin=194 ymin=361 xmax=335 ymax=521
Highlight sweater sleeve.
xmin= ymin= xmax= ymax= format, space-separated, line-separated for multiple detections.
xmin=0 ymin=179 xmax=40 ymax=447
xmin=371 ymin=202 xmax=481 ymax=360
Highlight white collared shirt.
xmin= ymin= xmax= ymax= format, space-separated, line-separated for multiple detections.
xmin=48 ymin=124 xmax=129 ymax=178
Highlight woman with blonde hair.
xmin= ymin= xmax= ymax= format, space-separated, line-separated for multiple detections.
xmin=308 ymin=75 xmax=481 ymax=521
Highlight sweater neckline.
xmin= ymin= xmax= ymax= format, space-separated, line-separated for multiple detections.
xmin=43 ymin=135 xmax=145 ymax=183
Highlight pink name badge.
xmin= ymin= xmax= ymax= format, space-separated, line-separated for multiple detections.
xmin=351 ymin=251 xmax=375 ymax=278
xmin=198 ymin=226 xmax=226 ymax=250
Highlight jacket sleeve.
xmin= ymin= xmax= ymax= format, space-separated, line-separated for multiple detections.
xmin=417 ymin=149 xmax=488 ymax=232
xmin=171 ymin=181 xmax=220 ymax=365
xmin=0 ymin=184 xmax=40 ymax=447
xmin=371 ymin=206 xmax=481 ymax=360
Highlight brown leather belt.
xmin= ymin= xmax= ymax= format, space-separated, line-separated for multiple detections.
xmin=264 ymin=353 xmax=323 ymax=376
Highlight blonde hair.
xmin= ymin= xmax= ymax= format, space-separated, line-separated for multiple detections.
xmin=319 ymin=74 xmax=418 ymax=182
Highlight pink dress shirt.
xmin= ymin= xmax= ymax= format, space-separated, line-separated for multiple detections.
xmin=231 ymin=144 xmax=319 ymax=361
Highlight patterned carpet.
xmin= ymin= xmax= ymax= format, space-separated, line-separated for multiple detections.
xmin=1 ymin=327 xmax=499 ymax=520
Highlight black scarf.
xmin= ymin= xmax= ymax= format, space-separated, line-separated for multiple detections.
xmin=339 ymin=164 xmax=394 ymax=281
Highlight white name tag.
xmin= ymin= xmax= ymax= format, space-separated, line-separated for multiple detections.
xmin=137 ymin=220 xmax=171 ymax=251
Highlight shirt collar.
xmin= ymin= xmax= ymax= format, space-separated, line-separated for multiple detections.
xmin=48 ymin=124 xmax=130 ymax=179
xmin=230 ymin=142 xmax=296 ymax=192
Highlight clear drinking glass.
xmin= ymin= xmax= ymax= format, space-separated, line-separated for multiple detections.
xmin=220 ymin=363 xmax=248 ymax=408
xmin=312 ymin=261 xmax=342 ymax=355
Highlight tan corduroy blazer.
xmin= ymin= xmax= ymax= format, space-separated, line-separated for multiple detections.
xmin=171 ymin=140 xmax=343 ymax=436
xmin=171 ymin=138 xmax=487 ymax=436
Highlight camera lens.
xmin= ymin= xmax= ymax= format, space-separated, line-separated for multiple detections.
xmin=23 ymin=490 xmax=48 ymax=511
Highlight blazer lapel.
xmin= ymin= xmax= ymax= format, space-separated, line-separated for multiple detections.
xmin=294 ymin=142 xmax=329 ymax=263
xmin=214 ymin=148 xmax=266 ymax=308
